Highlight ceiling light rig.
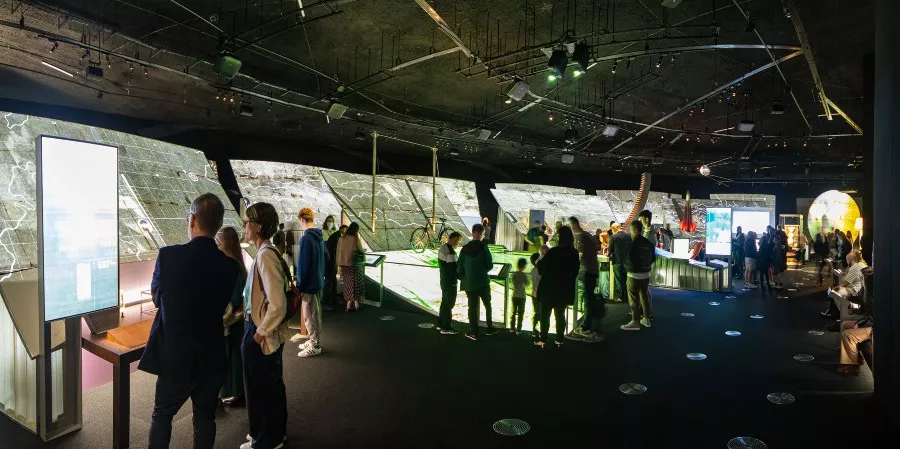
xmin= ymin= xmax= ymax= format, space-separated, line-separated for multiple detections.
xmin=548 ymin=47 xmax=568 ymax=79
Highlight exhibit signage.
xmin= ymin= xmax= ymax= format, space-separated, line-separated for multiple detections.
xmin=705 ymin=207 xmax=733 ymax=256
xmin=37 ymin=136 xmax=119 ymax=322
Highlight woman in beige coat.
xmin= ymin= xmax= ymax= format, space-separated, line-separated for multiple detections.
xmin=336 ymin=222 xmax=366 ymax=312
xmin=241 ymin=202 xmax=289 ymax=449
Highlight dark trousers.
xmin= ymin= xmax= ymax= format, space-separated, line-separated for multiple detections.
xmin=438 ymin=283 xmax=457 ymax=329
xmin=242 ymin=321 xmax=287 ymax=449
xmin=627 ymin=276 xmax=651 ymax=321
xmin=531 ymin=297 xmax=541 ymax=335
xmin=734 ymin=251 xmax=744 ymax=278
xmin=510 ymin=297 xmax=526 ymax=331
xmin=324 ymin=266 xmax=338 ymax=306
xmin=580 ymin=272 xmax=601 ymax=332
xmin=817 ymin=256 xmax=828 ymax=284
xmin=539 ymin=303 xmax=567 ymax=343
xmin=148 ymin=370 xmax=225 ymax=449
xmin=758 ymin=265 xmax=770 ymax=286
xmin=220 ymin=320 xmax=245 ymax=399
xmin=612 ymin=264 xmax=627 ymax=302
xmin=466 ymin=286 xmax=492 ymax=336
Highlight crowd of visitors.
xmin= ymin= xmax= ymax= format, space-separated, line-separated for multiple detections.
xmin=138 ymin=192 xmax=873 ymax=447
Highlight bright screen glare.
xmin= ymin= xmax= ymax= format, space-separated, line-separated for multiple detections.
xmin=40 ymin=136 xmax=119 ymax=322
xmin=732 ymin=210 xmax=772 ymax=236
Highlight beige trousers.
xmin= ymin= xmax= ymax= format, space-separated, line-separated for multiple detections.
xmin=839 ymin=321 xmax=873 ymax=365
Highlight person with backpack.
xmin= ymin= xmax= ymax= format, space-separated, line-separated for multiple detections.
xmin=241 ymin=202 xmax=290 ymax=449
xmin=295 ymin=207 xmax=326 ymax=358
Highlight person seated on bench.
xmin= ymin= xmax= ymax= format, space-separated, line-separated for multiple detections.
xmin=837 ymin=315 xmax=873 ymax=376
xmin=821 ymin=250 xmax=867 ymax=320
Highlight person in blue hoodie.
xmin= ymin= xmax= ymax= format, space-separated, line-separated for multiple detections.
xmin=295 ymin=207 xmax=326 ymax=358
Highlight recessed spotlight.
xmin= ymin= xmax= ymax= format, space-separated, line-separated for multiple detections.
xmin=548 ymin=74 xmax=557 ymax=81
xmin=504 ymin=98 xmax=512 ymax=104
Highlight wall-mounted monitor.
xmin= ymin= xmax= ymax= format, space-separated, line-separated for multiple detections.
xmin=732 ymin=209 xmax=774 ymax=236
xmin=37 ymin=136 xmax=119 ymax=322
xmin=705 ymin=207 xmax=732 ymax=256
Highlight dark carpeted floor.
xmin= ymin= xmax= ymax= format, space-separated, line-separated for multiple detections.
xmin=2 ymin=267 xmax=894 ymax=448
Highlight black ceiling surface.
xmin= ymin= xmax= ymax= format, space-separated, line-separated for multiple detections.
xmin=0 ymin=0 xmax=873 ymax=186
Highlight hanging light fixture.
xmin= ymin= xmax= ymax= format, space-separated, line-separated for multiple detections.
xmin=547 ymin=48 xmax=568 ymax=79
xmin=699 ymin=165 xmax=711 ymax=176
xmin=572 ymin=42 xmax=591 ymax=72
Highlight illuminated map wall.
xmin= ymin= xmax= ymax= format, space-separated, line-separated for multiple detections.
xmin=0 ymin=111 xmax=241 ymax=280
xmin=231 ymin=160 xmax=476 ymax=252
xmin=493 ymin=184 xmax=776 ymax=241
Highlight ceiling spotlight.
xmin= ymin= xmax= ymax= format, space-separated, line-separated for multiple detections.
xmin=548 ymin=74 xmax=557 ymax=81
xmin=611 ymin=60 xmax=617 ymax=74
xmin=745 ymin=19 xmax=756 ymax=33
xmin=625 ymin=58 xmax=633 ymax=69
xmin=144 ymin=66 xmax=148 ymax=77
xmin=827 ymin=138 xmax=833 ymax=147
xmin=699 ymin=164 xmax=711 ymax=176
xmin=572 ymin=42 xmax=591 ymax=72
xmin=106 ymin=54 xmax=111 ymax=68
xmin=547 ymin=48 xmax=568 ymax=78
xmin=564 ymin=127 xmax=580 ymax=144
xmin=49 ymin=40 xmax=58 ymax=53
xmin=671 ymin=53 xmax=677 ymax=64
xmin=548 ymin=113 xmax=554 ymax=121
xmin=602 ymin=123 xmax=619 ymax=137
xmin=573 ymin=70 xmax=583 ymax=77
xmin=656 ymin=56 xmax=662 ymax=69
xmin=783 ymin=141 xmax=788 ymax=148
xmin=504 ymin=98 xmax=512 ymax=104
xmin=129 ymin=62 xmax=134 ymax=72
xmin=81 ymin=48 xmax=89 ymax=60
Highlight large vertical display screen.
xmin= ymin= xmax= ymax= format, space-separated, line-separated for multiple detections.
xmin=38 ymin=136 xmax=119 ymax=322
xmin=732 ymin=210 xmax=772 ymax=236
xmin=705 ymin=207 xmax=732 ymax=256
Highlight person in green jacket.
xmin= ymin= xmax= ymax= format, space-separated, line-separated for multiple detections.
xmin=457 ymin=224 xmax=498 ymax=341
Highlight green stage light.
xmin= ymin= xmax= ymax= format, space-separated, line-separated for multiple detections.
xmin=547 ymin=74 xmax=557 ymax=81
xmin=573 ymin=70 xmax=583 ymax=77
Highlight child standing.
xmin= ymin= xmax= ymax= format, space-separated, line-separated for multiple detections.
xmin=510 ymin=258 xmax=530 ymax=335
xmin=529 ymin=252 xmax=543 ymax=342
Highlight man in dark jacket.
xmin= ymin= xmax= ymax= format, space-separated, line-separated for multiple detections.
xmin=620 ymin=220 xmax=656 ymax=331
xmin=457 ymin=224 xmax=497 ymax=341
xmin=437 ymin=232 xmax=462 ymax=334
xmin=323 ymin=224 xmax=347 ymax=309
xmin=608 ymin=222 xmax=631 ymax=302
xmin=139 ymin=193 xmax=239 ymax=449
xmin=734 ymin=226 xmax=746 ymax=279
xmin=295 ymin=207 xmax=326 ymax=357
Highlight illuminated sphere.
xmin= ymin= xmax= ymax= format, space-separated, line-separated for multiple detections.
xmin=807 ymin=190 xmax=860 ymax=237
xmin=699 ymin=165 xmax=711 ymax=176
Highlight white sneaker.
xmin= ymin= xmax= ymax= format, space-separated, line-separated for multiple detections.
xmin=640 ymin=317 xmax=652 ymax=328
xmin=583 ymin=332 xmax=606 ymax=343
xmin=240 ymin=442 xmax=253 ymax=449
xmin=620 ymin=320 xmax=641 ymax=331
xmin=246 ymin=434 xmax=254 ymax=443
xmin=298 ymin=340 xmax=313 ymax=350
xmin=289 ymin=333 xmax=308 ymax=343
xmin=298 ymin=346 xmax=322 ymax=358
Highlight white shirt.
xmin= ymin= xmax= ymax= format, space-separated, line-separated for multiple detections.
xmin=843 ymin=262 xmax=867 ymax=297
xmin=438 ymin=243 xmax=457 ymax=263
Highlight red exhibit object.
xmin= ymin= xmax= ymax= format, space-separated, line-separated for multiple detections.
xmin=680 ymin=191 xmax=697 ymax=232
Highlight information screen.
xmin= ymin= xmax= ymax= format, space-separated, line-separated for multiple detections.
xmin=705 ymin=208 xmax=733 ymax=256
xmin=732 ymin=210 xmax=772 ymax=236
xmin=38 ymin=136 xmax=119 ymax=322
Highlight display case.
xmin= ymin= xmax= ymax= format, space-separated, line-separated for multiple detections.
xmin=780 ymin=214 xmax=804 ymax=267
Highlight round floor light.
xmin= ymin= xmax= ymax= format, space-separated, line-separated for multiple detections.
xmin=619 ymin=383 xmax=647 ymax=395
xmin=418 ymin=323 xmax=434 ymax=328
xmin=808 ymin=330 xmax=824 ymax=336
xmin=794 ymin=354 xmax=815 ymax=362
xmin=750 ymin=314 xmax=764 ymax=319
xmin=777 ymin=296 xmax=788 ymax=299
xmin=681 ymin=312 xmax=695 ymax=317
xmin=380 ymin=315 xmax=395 ymax=321
xmin=725 ymin=331 xmax=742 ymax=336
xmin=686 ymin=353 xmax=707 ymax=360
xmin=767 ymin=392 xmax=795 ymax=405
xmin=709 ymin=301 xmax=721 ymax=306
xmin=787 ymin=287 xmax=798 ymax=291
xmin=492 ymin=418 xmax=530 ymax=436
xmin=727 ymin=436 xmax=767 ymax=449
xmin=726 ymin=295 xmax=737 ymax=299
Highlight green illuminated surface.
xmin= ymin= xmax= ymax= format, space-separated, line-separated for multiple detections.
xmin=366 ymin=248 xmax=576 ymax=333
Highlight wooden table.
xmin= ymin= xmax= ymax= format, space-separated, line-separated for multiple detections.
xmin=81 ymin=325 xmax=146 ymax=449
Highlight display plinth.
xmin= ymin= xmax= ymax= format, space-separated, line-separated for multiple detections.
xmin=106 ymin=319 xmax=152 ymax=349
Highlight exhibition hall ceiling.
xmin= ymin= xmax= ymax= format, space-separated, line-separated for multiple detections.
xmin=0 ymin=0 xmax=871 ymax=185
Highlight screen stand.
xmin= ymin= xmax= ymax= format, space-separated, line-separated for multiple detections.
xmin=36 ymin=317 xmax=83 ymax=441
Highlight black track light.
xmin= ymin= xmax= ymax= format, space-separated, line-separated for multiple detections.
xmin=572 ymin=42 xmax=590 ymax=72
xmin=49 ymin=40 xmax=58 ymax=53
xmin=656 ymin=56 xmax=662 ymax=69
xmin=548 ymin=48 xmax=568 ymax=78
xmin=611 ymin=60 xmax=617 ymax=74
